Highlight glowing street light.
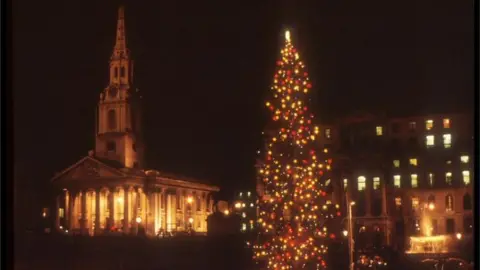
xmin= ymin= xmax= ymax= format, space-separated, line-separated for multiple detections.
xmin=136 ymin=217 xmax=142 ymax=224
xmin=224 ymin=210 xmax=230 ymax=216
xmin=188 ymin=217 xmax=194 ymax=224
xmin=456 ymin=233 xmax=462 ymax=240
xmin=186 ymin=196 xmax=193 ymax=204
xmin=428 ymin=203 xmax=435 ymax=210
xmin=343 ymin=230 xmax=348 ymax=237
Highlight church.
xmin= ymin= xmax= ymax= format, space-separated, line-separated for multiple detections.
xmin=50 ymin=6 xmax=219 ymax=236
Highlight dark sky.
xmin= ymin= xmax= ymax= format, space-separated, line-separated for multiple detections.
xmin=13 ymin=0 xmax=473 ymax=200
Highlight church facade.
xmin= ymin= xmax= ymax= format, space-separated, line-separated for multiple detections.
xmin=50 ymin=6 xmax=219 ymax=236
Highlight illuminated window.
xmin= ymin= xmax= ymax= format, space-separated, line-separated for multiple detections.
xmin=393 ymin=160 xmax=400 ymax=168
xmin=357 ymin=176 xmax=366 ymax=191
xmin=325 ymin=128 xmax=331 ymax=139
xmin=411 ymin=197 xmax=419 ymax=211
xmin=241 ymin=223 xmax=247 ymax=231
xmin=59 ymin=208 xmax=65 ymax=218
xmin=426 ymin=135 xmax=435 ymax=147
xmin=428 ymin=173 xmax=434 ymax=186
xmin=373 ymin=177 xmax=380 ymax=190
xmin=443 ymin=134 xmax=451 ymax=148
xmin=395 ymin=197 xmax=402 ymax=208
xmin=409 ymin=158 xmax=418 ymax=166
xmin=462 ymin=171 xmax=470 ymax=185
xmin=376 ymin=126 xmax=383 ymax=136
xmin=445 ymin=172 xmax=452 ymax=185
xmin=425 ymin=120 xmax=433 ymax=130
xmin=411 ymin=174 xmax=418 ymax=188
xmin=239 ymin=192 xmax=243 ymax=197
xmin=343 ymin=178 xmax=348 ymax=191
xmin=394 ymin=175 xmax=401 ymax=188
xmin=247 ymin=192 xmax=251 ymax=197
xmin=443 ymin=118 xmax=450 ymax=128
xmin=409 ymin=121 xmax=416 ymax=131
xmin=445 ymin=194 xmax=454 ymax=212
xmin=446 ymin=160 xmax=452 ymax=165
xmin=460 ymin=155 xmax=469 ymax=163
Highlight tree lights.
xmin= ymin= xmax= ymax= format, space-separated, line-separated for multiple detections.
xmin=255 ymin=30 xmax=339 ymax=270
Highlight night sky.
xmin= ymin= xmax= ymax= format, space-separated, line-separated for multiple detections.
xmin=14 ymin=0 xmax=473 ymax=201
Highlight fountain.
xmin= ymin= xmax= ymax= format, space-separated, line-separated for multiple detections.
xmin=406 ymin=203 xmax=456 ymax=255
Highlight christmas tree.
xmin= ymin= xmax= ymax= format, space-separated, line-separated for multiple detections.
xmin=255 ymin=30 xmax=340 ymax=270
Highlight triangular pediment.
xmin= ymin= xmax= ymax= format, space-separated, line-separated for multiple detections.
xmin=52 ymin=156 xmax=127 ymax=182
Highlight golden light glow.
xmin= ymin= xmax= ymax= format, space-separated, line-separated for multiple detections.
xmin=285 ymin=30 xmax=291 ymax=42
xmin=186 ymin=196 xmax=193 ymax=204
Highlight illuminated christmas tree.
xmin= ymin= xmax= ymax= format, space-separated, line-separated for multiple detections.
xmin=255 ymin=30 xmax=340 ymax=270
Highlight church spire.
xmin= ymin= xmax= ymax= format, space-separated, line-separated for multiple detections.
xmin=113 ymin=5 xmax=128 ymax=58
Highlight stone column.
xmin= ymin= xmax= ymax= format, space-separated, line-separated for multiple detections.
xmin=55 ymin=194 xmax=61 ymax=231
xmin=146 ymin=191 xmax=152 ymax=235
xmin=81 ymin=191 xmax=87 ymax=234
xmin=202 ymin=192 xmax=207 ymax=231
xmin=365 ymin=178 xmax=372 ymax=217
xmin=95 ymin=190 xmax=101 ymax=235
xmin=68 ymin=191 xmax=75 ymax=230
xmin=162 ymin=188 xmax=167 ymax=230
xmin=123 ymin=186 xmax=129 ymax=234
xmin=381 ymin=180 xmax=388 ymax=216
xmin=108 ymin=188 xmax=114 ymax=229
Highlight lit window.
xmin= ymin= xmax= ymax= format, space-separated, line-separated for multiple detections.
xmin=395 ymin=197 xmax=402 ymax=207
xmin=425 ymin=120 xmax=433 ymax=130
xmin=409 ymin=158 xmax=418 ymax=166
xmin=247 ymin=192 xmax=251 ymax=197
xmin=241 ymin=223 xmax=247 ymax=231
xmin=411 ymin=174 xmax=418 ymax=188
xmin=443 ymin=118 xmax=450 ymax=128
xmin=409 ymin=121 xmax=416 ymax=131
xmin=325 ymin=128 xmax=331 ymax=139
xmin=411 ymin=197 xmax=419 ymax=211
xmin=445 ymin=195 xmax=454 ymax=212
xmin=462 ymin=171 xmax=470 ymax=185
xmin=59 ymin=208 xmax=65 ymax=218
xmin=426 ymin=135 xmax=435 ymax=147
xmin=376 ymin=126 xmax=383 ymax=136
xmin=446 ymin=160 xmax=452 ymax=165
xmin=445 ymin=172 xmax=452 ymax=185
xmin=394 ymin=175 xmax=401 ymax=188
xmin=357 ymin=176 xmax=366 ymax=191
xmin=443 ymin=134 xmax=451 ymax=148
xmin=373 ymin=177 xmax=380 ymax=190
xmin=239 ymin=192 xmax=243 ymax=197
xmin=460 ymin=155 xmax=469 ymax=163
xmin=428 ymin=173 xmax=434 ymax=186
xmin=393 ymin=160 xmax=400 ymax=168
xmin=343 ymin=178 xmax=348 ymax=191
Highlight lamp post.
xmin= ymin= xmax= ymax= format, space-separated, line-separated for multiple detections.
xmin=348 ymin=200 xmax=356 ymax=270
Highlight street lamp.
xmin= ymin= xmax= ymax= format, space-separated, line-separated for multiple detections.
xmin=347 ymin=201 xmax=356 ymax=270
xmin=456 ymin=233 xmax=462 ymax=240
xmin=136 ymin=217 xmax=142 ymax=224
xmin=343 ymin=230 xmax=348 ymax=237
xmin=186 ymin=196 xmax=193 ymax=204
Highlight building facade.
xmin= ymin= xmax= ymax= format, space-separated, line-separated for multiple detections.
xmin=318 ymin=112 xmax=474 ymax=251
xmin=50 ymin=6 xmax=219 ymax=237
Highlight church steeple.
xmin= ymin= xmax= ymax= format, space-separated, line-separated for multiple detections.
xmin=95 ymin=6 xmax=144 ymax=169
xmin=109 ymin=5 xmax=133 ymax=86
xmin=113 ymin=6 xmax=127 ymax=57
